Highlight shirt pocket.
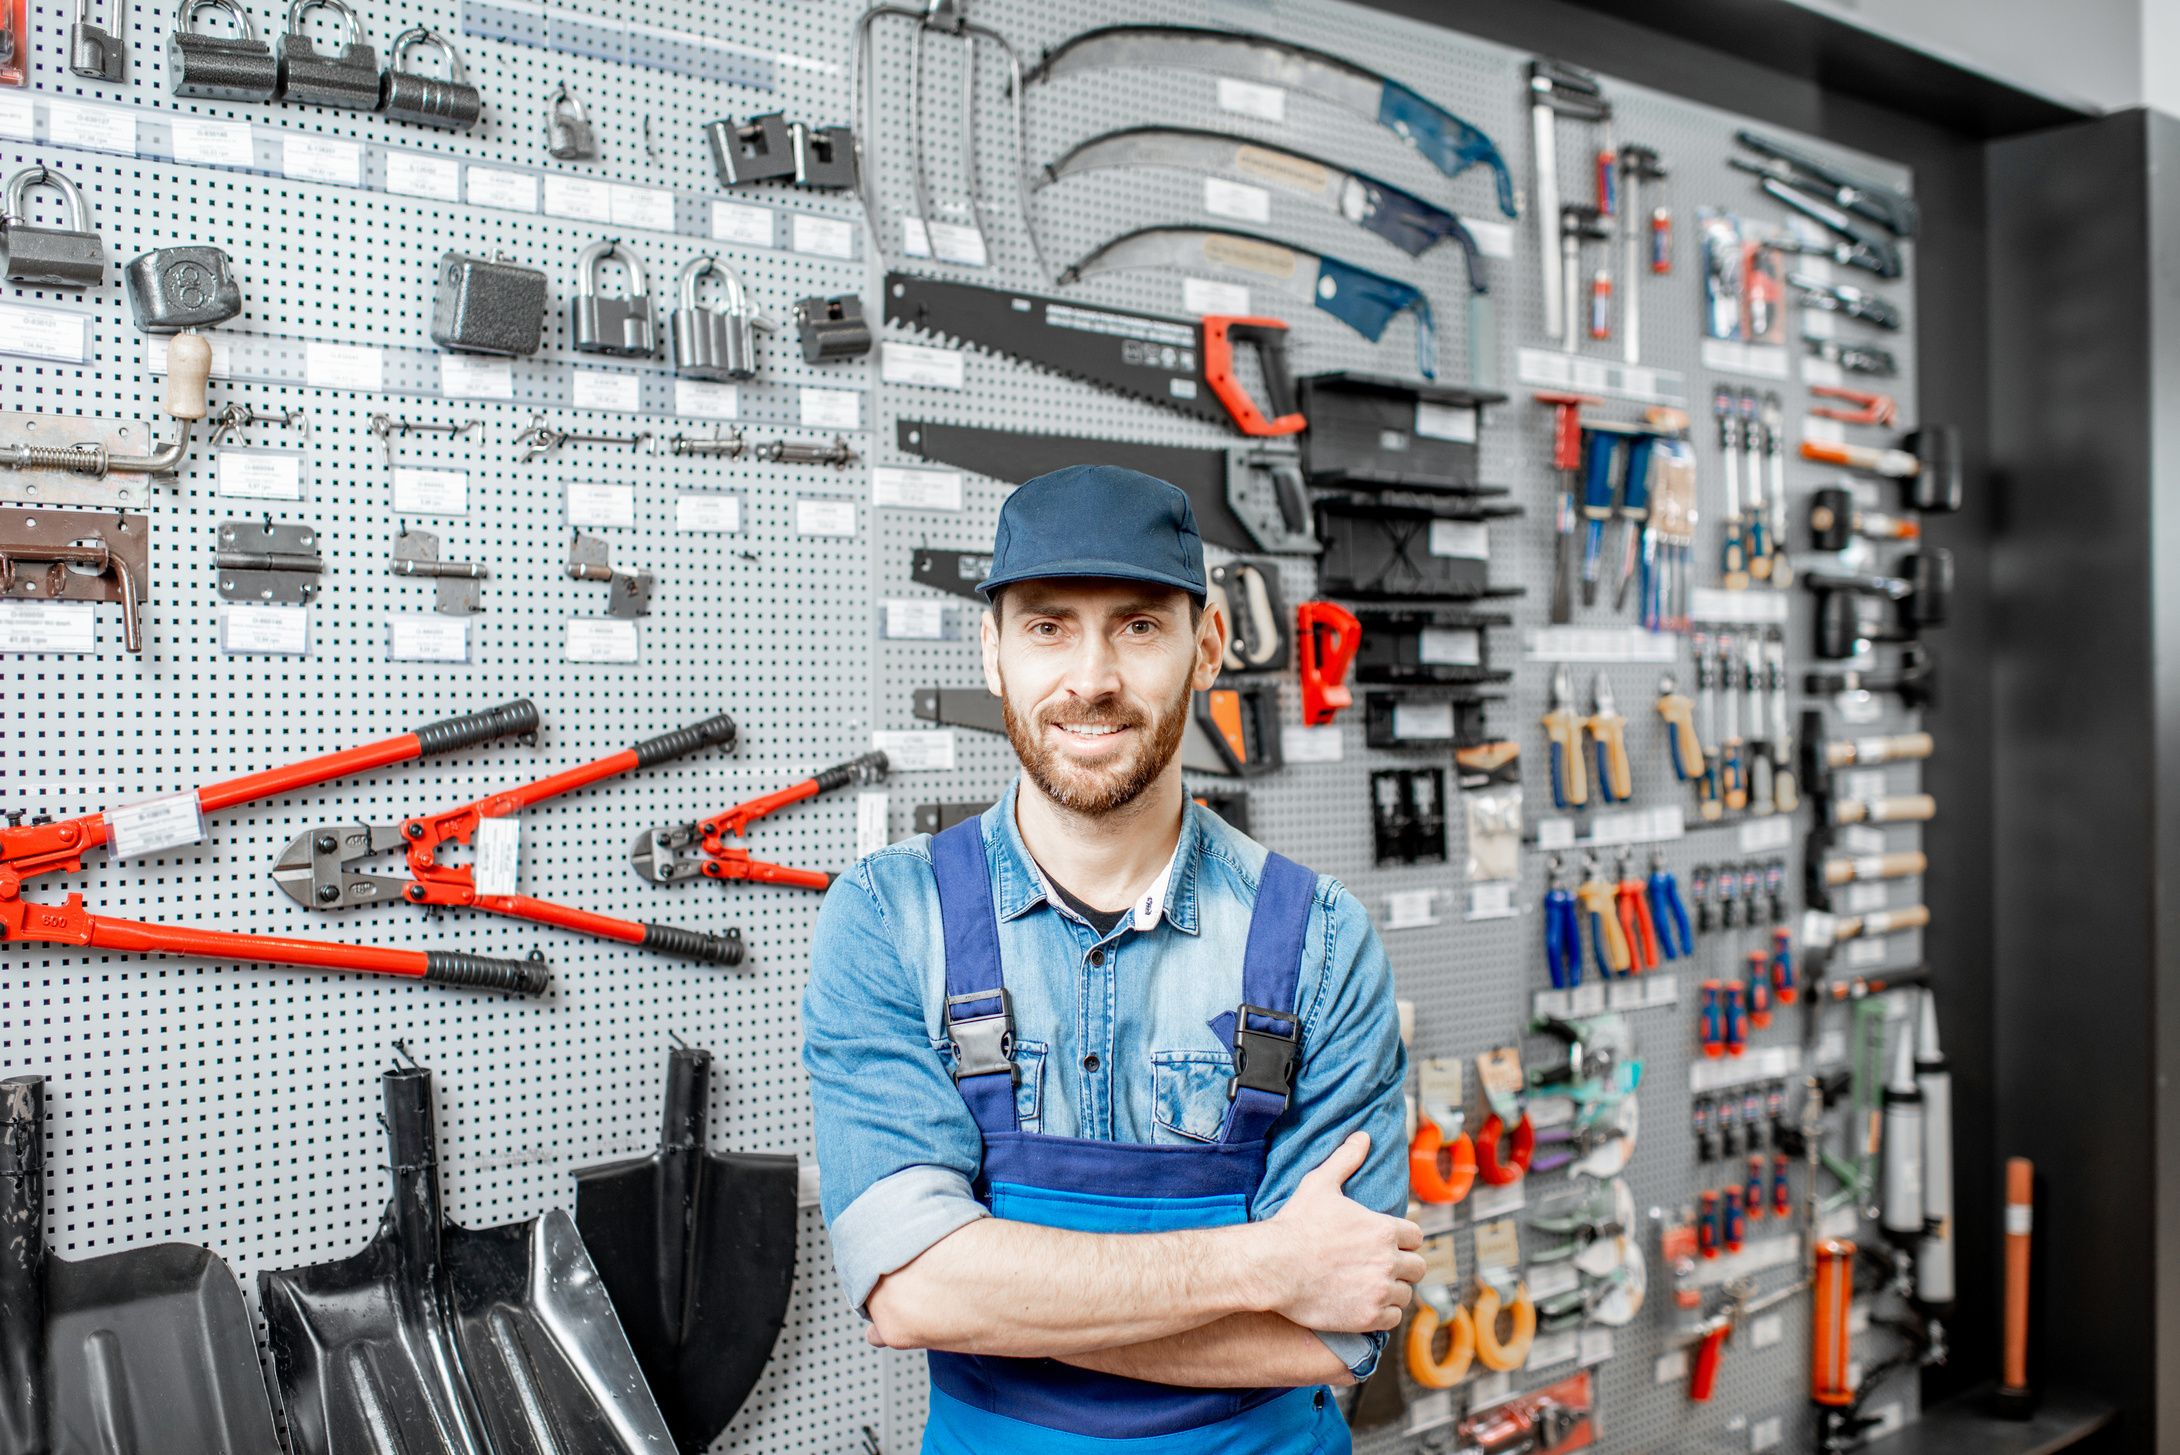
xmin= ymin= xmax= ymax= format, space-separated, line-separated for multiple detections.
xmin=1151 ymin=1050 xmax=1235 ymax=1144
xmin=932 ymin=1036 xmax=1048 ymax=1133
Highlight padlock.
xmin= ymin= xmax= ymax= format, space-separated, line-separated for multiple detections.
xmin=794 ymin=294 xmax=872 ymax=363
xmin=789 ymin=122 xmax=857 ymax=189
xmin=546 ymin=81 xmax=595 ymax=160
xmin=168 ymin=0 xmax=279 ymax=101
xmin=276 ymin=0 xmax=379 ymax=110
xmin=571 ymin=239 xmax=656 ymax=358
xmin=2 ymin=167 xmax=107 ymax=290
xmin=672 ymin=257 xmax=764 ymax=382
xmin=378 ymin=26 xmax=481 ymax=131
xmin=705 ymin=113 xmax=797 ymax=187
xmin=431 ymin=250 xmax=546 ymax=357
xmin=69 ymin=0 xmax=125 ymax=80
xmin=124 ymin=246 xmax=244 ymax=333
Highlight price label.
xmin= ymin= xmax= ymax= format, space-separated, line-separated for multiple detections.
xmin=925 ymin=221 xmax=987 ymax=266
xmin=0 ymin=304 xmax=89 ymax=363
xmin=440 ymin=354 xmax=513 ymax=399
xmin=282 ymin=135 xmax=362 ymax=186
xmin=711 ymin=201 xmax=774 ymax=246
xmin=1383 ymin=888 xmax=1437 ymax=929
xmin=0 ymin=602 xmax=96 ymax=654
xmin=0 ymin=94 xmax=32 ymax=140
xmin=1750 ymin=1313 xmax=1784 ymax=1349
xmin=883 ymin=601 xmax=946 ymax=639
xmin=220 ymin=603 xmax=310 ymax=655
xmin=1472 ymin=1219 xmax=1520 ymax=1269
xmin=217 ymin=449 xmax=304 ymax=500
xmin=799 ymin=388 xmax=862 ymax=429
xmin=1182 ymin=277 xmax=1250 ymax=316
xmin=472 ymin=817 xmax=520 ymax=896
xmin=1415 ymin=401 xmax=1477 ymax=442
xmin=674 ymin=494 xmax=741 ymax=532
xmin=1428 ymin=520 xmax=1488 ymax=559
xmin=570 ymin=369 xmax=642 ymax=413
xmin=47 ymin=100 xmax=137 ymax=154
xmin=1279 ymin=725 xmax=1341 ymax=762
xmin=1216 ymin=78 xmax=1285 ymax=121
xmin=871 ymin=730 xmax=954 ymax=771
xmin=791 ymin=214 xmax=854 ymax=259
xmin=392 ymin=468 xmax=468 ymax=515
xmin=674 ymin=379 xmax=739 ymax=418
xmin=1468 ymin=1179 xmax=1525 ymax=1218
xmin=1391 ymin=701 xmax=1453 ymax=741
xmin=1527 ymin=1332 xmax=1578 ymax=1370
xmin=796 ymin=499 xmax=856 ymax=536
xmin=1579 ymin=1329 xmax=1614 ymax=1366
xmin=566 ymin=618 xmax=640 ymax=662
xmin=610 ymin=183 xmax=677 ymax=232
xmin=389 ymin=615 xmax=470 ymax=661
xmin=543 ymin=175 xmax=615 ymax=222
xmin=1469 ymin=882 xmax=1516 ymax=919
xmin=881 ymin=342 xmax=966 ymax=389
xmin=384 ymin=151 xmax=462 ymax=200
xmin=1203 ymin=176 xmax=1271 ymax=223
xmin=870 ymin=467 xmax=962 ymax=510
xmin=568 ymin=481 xmax=636 ymax=529
xmin=171 ymin=119 xmax=256 ymax=167
xmin=104 ymin=793 xmax=207 ymax=861
xmin=1419 ymin=626 xmax=1481 ymax=665
xmin=467 ymin=166 xmax=540 ymax=212
xmin=304 ymin=340 xmax=384 ymax=391
xmin=856 ymin=792 xmax=890 ymax=857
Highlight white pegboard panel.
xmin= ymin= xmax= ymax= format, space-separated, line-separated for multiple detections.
xmin=2 ymin=0 xmax=1928 ymax=1451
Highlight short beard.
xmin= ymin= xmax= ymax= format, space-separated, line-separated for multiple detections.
xmin=1000 ymin=670 xmax=1193 ymax=818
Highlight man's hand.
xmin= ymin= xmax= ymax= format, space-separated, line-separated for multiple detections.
xmin=1244 ymin=1132 xmax=1425 ymax=1332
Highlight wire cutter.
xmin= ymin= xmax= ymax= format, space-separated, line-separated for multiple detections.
xmin=2 ymin=701 xmax=551 ymax=993
xmin=1613 ymin=852 xmax=1659 ymax=973
xmin=1575 ymin=853 xmax=1630 ymax=978
xmin=1586 ymin=672 xmax=1633 ymax=803
xmin=1541 ymin=663 xmax=1588 ymax=809
xmin=630 ymin=750 xmax=891 ymax=890
xmin=272 ymin=711 xmax=744 ymax=965
xmin=1544 ymin=856 xmax=1581 ymax=990
xmin=1647 ymin=853 xmax=1692 ymax=960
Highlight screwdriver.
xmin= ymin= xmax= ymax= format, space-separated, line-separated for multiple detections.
xmin=1719 ymin=633 xmax=1746 ymax=811
xmin=1714 ymin=386 xmax=1749 ymax=590
xmin=1740 ymin=389 xmax=1769 ymax=579
xmin=1614 ymin=433 xmax=1656 ymax=611
xmin=1537 ymin=393 xmax=1595 ymax=625
xmin=1580 ymin=431 xmax=1619 ymax=608
xmin=1694 ymin=633 xmax=1723 ymax=820
xmin=1767 ymin=632 xmax=1799 ymax=811
xmin=1760 ymin=392 xmax=1792 ymax=588
xmin=1744 ymin=634 xmax=1772 ymax=814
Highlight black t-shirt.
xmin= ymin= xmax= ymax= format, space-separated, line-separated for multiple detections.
xmin=1047 ymin=876 xmax=1129 ymax=939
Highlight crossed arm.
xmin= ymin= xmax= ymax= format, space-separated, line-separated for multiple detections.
xmin=864 ymin=1132 xmax=1425 ymax=1387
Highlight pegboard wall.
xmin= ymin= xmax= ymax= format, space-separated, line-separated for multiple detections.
xmin=0 ymin=0 xmax=1930 ymax=1449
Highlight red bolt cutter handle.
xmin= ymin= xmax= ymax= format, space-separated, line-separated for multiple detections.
xmin=702 ymin=851 xmax=833 ymax=891
xmin=701 ymin=750 xmax=890 ymax=841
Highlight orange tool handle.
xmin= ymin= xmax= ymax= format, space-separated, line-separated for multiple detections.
xmin=702 ymin=851 xmax=833 ymax=891
xmin=1409 ymin=1121 xmax=1477 ymax=1204
xmin=1812 ymin=1239 xmax=1855 ymax=1407
xmin=1202 ymin=317 xmax=1306 ymax=436
xmin=1621 ymin=881 xmax=1659 ymax=971
xmin=1296 ymin=601 xmax=1362 ymax=726
xmin=1689 ymin=1320 xmax=1731 ymax=1402
xmin=701 ymin=750 xmax=889 ymax=840
xmin=2003 ymin=1158 xmax=2033 ymax=1394
xmin=1475 ymin=1112 xmax=1534 ymax=1185
xmin=1658 ymin=692 xmax=1702 ymax=780
xmin=1575 ymin=879 xmax=1630 ymax=971
xmin=1534 ymin=392 xmax=1601 ymax=473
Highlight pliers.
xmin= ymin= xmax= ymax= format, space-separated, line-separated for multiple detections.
xmin=1541 ymin=663 xmax=1588 ymax=809
xmin=1613 ymin=852 xmax=1659 ymax=973
xmin=631 ymin=750 xmax=891 ymax=890
xmin=1575 ymin=853 xmax=1630 ymax=978
xmin=272 ymin=710 xmax=744 ymax=965
xmin=1544 ymin=856 xmax=1581 ymax=990
xmin=1586 ymin=672 xmax=1632 ymax=803
xmin=1647 ymin=853 xmax=1693 ymax=960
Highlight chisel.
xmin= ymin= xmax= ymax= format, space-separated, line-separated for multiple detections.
xmin=1715 ymin=387 xmax=1748 ymax=590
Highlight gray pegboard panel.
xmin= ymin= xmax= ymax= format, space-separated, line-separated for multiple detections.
xmin=2 ymin=0 xmax=1931 ymax=1449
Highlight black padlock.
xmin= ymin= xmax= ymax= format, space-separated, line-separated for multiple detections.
xmin=276 ymin=0 xmax=379 ymax=110
xmin=125 ymin=246 xmax=244 ymax=332
xmin=571 ymin=239 xmax=656 ymax=358
xmin=2 ymin=166 xmax=107 ymax=289
xmin=795 ymin=294 xmax=871 ymax=363
xmin=431 ymin=251 xmax=546 ymax=357
xmin=379 ymin=26 xmax=481 ymax=131
xmin=705 ymin=113 xmax=796 ymax=187
xmin=168 ymin=0 xmax=279 ymax=101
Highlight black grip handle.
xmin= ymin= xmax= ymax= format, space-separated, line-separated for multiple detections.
xmin=423 ymin=950 xmax=552 ymax=996
xmin=812 ymin=750 xmax=891 ymax=794
xmin=632 ymin=712 xmax=738 ymax=768
xmin=415 ymin=700 xmax=540 ymax=756
xmin=1224 ymin=321 xmax=1300 ymax=423
xmin=642 ymin=923 xmax=746 ymax=966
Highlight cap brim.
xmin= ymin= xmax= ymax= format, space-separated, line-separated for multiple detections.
xmin=976 ymin=559 xmax=1206 ymax=602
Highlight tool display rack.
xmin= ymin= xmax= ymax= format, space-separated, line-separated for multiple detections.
xmin=0 ymin=0 xmax=1929 ymax=1448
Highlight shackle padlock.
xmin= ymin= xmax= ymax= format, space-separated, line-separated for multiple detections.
xmin=672 ymin=257 xmax=764 ymax=381
xmin=570 ymin=239 xmax=656 ymax=358
xmin=546 ymin=81 xmax=595 ymax=160
xmin=169 ymin=0 xmax=279 ymax=100
xmin=69 ymin=0 xmax=126 ymax=81
xmin=124 ymin=245 xmax=244 ymax=333
xmin=431 ymin=250 xmax=546 ymax=357
xmin=379 ymin=27 xmax=481 ymax=131
xmin=2 ymin=167 xmax=107 ymax=289
xmin=276 ymin=0 xmax=379 ymax=110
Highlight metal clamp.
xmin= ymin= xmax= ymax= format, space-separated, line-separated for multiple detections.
xmin=946 ymin=988 xmax=1014 ymax=1081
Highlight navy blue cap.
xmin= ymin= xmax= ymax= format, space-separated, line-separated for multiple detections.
xmin=977 ymin=464 xmax=1206 ymax=602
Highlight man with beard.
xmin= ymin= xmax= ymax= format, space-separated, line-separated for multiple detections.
xmin=804 ymin=465 xmax=1415 ymax=1454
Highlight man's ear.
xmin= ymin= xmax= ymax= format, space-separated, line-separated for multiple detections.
xmin=1192 ymin=594 xmax=1228 ymax=691
xmin=980 ymin=607 xmax=1003 ymax=697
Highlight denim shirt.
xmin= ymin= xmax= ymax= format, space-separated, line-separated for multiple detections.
xmin=802 ymin=781 xmax=1409 ymax=1378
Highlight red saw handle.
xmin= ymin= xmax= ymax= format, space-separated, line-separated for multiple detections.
xmin=1202 ymin=317 xmax=1305 ymax=436
xmin=1297 ymin=601 xmax=1362 ymax=726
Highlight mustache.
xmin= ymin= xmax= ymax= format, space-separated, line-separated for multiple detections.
xmin=1035 ymin=698 xmax=1146 ymax=730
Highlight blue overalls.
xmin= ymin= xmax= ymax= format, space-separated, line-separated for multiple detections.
xmin=923 ymin=819 xmax=1352 ymax=1455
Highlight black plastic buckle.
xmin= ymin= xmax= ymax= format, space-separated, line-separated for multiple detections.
xmin=1229 ymin=1002 xmax=1301 ymax=1101
xmin=946 ymin=988 xmax=1015 ymax=1083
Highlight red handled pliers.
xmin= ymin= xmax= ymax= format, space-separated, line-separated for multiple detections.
xmin=630 ymin=750 xmax=890 ymax=891
xmin=1614 ymin=851 xmax=1661 ymax=973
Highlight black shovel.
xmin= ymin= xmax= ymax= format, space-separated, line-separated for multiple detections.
xmin=259 ymin=1061 xmax=678 ymax=1455
xmin=0 ymin=1074 xmax=280 ymax=1455
xmin=573 ymin=1047 xmax=798 ymax=1454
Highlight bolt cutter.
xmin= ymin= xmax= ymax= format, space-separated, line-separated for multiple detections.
xmin=272 ymin=710 xmax=744 ymax=965
xmin=630 ymin=751 xmax=891 ymax=890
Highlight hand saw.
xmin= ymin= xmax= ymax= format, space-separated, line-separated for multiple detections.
xmin=883 ymin=273 xmax=1304 ymax=436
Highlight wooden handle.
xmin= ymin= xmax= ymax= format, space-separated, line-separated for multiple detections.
xmin=2002 ymin=1158 xmax=2033 ymax=1393
xmin=1836 ymin=793 xmax=1936 ymax=824
xmin=1658 ymin=694 xmax=1702 ymax=780
xmin=1543 ymin=710 xmax=1588 ymax=807
xmin=1825 ymin=850 xmax=1928 ymax=885
xmin=164 ymin=331 xmax=212 ymax=421
xmin=1577 ymin=881 xmax=1630 ymax=969
xmin=1829 ymin=731 xmax=1935 ymax=767
xmin=1864 ymin=904 xmax=1931 ymax=935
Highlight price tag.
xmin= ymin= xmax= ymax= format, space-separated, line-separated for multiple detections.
xmin=1415 ymin=401 xmax=1477 ymax=442
xmin=217 ymin=449 xmax=305 ymax=500
xmin=1216 ymin=77 xmax=1285 ymax=121
xmin=1428 ymin=520 xmax=1488 ymax=559
xmin=674 ymin=379 xmax=739 ymax=418
xmin=1571 ymin=983 xmax=1606 ymax=1014
xmin=467 ymin=166 xmax=539 ymax=212
xmin=800 ymin=388 xmax=862 ymax=429
xmin=384 ymin=151 xmax=462 ymax=200
xmin=220 ymin=603 xmax=309 ymax=655
xmin=389 ymin=615 xmax=470 ymax=661
xmin=472 ymin=817 xmax=520 ymax=896
xmin=570 ymin=369 xmax=642 ymax=412
xmin=1845 ymin=881 xmax=1889 ymax=913
xmin=1753 ymin=1415 xmax=1785 ymax=1451
xmin=674 ymin=494 xmax=741 ymax=532
xmin=1528 ymin=1262 xmax=1579 ymax=1300
xmin=1657 ymin=1350 xmax=1690 ymax=1384
xmin=304 ymin=340 xmax=384 ymax=391
xmin=1842 ymin=825 xmax=1888 ymax=854
xmin=568 ymin=481 xmax=636 ymax=529
xmin=0 ymin=304 xmax=89 ymax=363
xmin=1471 ymin=1219 xmax=1520 ymax=1270
xmin=1739 ymin=815 xmax=1794 ymax=852
xmin=282 ymin=135 xmax=362 ymax=185
xmin=47 ymin=100 xmax=137 ymax=154
xmin=883 ymin=601 xmax=946 ymax=639
xmin=1405 ymin=1391 xmax=1453 ymax=1436
xmin=1527 ymin=1332 xmax=1578 ymax=1370
xmin=543 ymin=175 xmax=615 ymax=221
xmin=146 ymin=331 xmax=234 ymax=377
xmin=1750 ymin=1313 xmax=1784 ymax=1349
xmin=1203 ymin=176 xmax=1271 ymax=223
xmin=1182 ymin=277 xmax=1250 ymax=316
xmin=1536 ymin=818 xmax=1576 ymax=849
xmin=1846 ymin=936 xmax=1889 ymax=966
xmin=566 ymin=617 xmax=640 ymax=662
xmin=392 ymin=468 xmax=468 ymax=515
xmin=1647 ymin=974 xmax=1680 ymax=1006
xmin=440 ymin=354 xmax=513 ymax=399
xmin=170 ymin=119 xmax=256 ymax=167
xmin=791 ymin=213 xmax=854 ymax=259
xmin=1579 ymin=1329 xmax=1614 ymax=1366
xmin=1419 ymin=626 xmax=1482 ymax=665
xmin=610 ymin=183 xmax=676 ymax=232
xmin=1279 ymin=725 xmax=1341 ymax=762
xmin=0 ymin=94 xmax=31 ymax=140
xmin=1392 ymin=701 xmax=1453 ymax=740
xmin=711 ymin=201 xmax=774 ymax=246
xmin=0 ymin=602 xmax=96 ymax=654
xmin=103 ymin=793 xmax=207 ymax=861
xmin=870 ymin=467 xmax=961 ymax=510
xmin=1844 ymin=769 xmax=1889 ymax=801
xmin=871 ymin=730 xmax=954 ymax=771
xmin=796 ymin=499 xmax=856 ymax=536
xmin=881 ymin=342 xmax=966 ymax=389
xmin=1383 ymin=888 xmax=1438 ymax=929
xmin=925 ymin=221 xmax=988 ymax=266
xmin=856 ymin=792 xmax=891 ymax=857
xmin=1468 ymin=1179 xmax=1525 ymax=1218
xmin=1469 ymin=882 xmax=1516 ymax=919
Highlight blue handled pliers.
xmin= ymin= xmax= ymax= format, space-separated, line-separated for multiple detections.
xmin=1647 ymin=853 xmax=1693 ymax=961
xmin=1544 ymin=856 xmax=1582 ymax=989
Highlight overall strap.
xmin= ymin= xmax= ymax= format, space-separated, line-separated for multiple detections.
xmin=929 ymin=819 xmax=1019 ymax=1135
xmin=1223 ymin=852 xmax=1316 ymax=1145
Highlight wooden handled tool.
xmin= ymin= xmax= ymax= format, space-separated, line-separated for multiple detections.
xmin=1825 ymin=731 xmax=1934 ymax=767
xmin=1996 ymin=1157 xmax=2035 ymax=1417
xmin=1823 ymin=851 xmax=1928 ymax=885
xmin=1832 ymin=793 xmax=1936 ymax=825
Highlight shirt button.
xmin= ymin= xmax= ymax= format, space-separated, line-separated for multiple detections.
xmin=1088 ymin=947 xmax=1105 ymax=966
xmin=1313 ymin=1390 xmax=1326 ymax=1410
xmin=1083 ymin=1054 xmax=1101 ymax=1072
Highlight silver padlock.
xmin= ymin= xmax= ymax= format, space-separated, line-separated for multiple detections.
xmin=2 ymin=167 xmax=107 ymax=290
xmin=672 ymin=257 xmax=764 ymax=382
xmin=124 ymin=245 xmax=244 ymax=332
xmin=168 ymin=0 xmax=279 ymax=100
xmin=546 ymin=81 xmax=595 ymax=161
xmin=276 ymin=0 xmax=379 ymax=110
xmin=69 ymin=0 xmax=125 ymax=80
xmin=431 ymin=250 xmax=546 ymax=357
xmin=570 ymin=239 xmax=655 ymax=358
xmin=378 ymin=26 xmax=481 ymax=131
